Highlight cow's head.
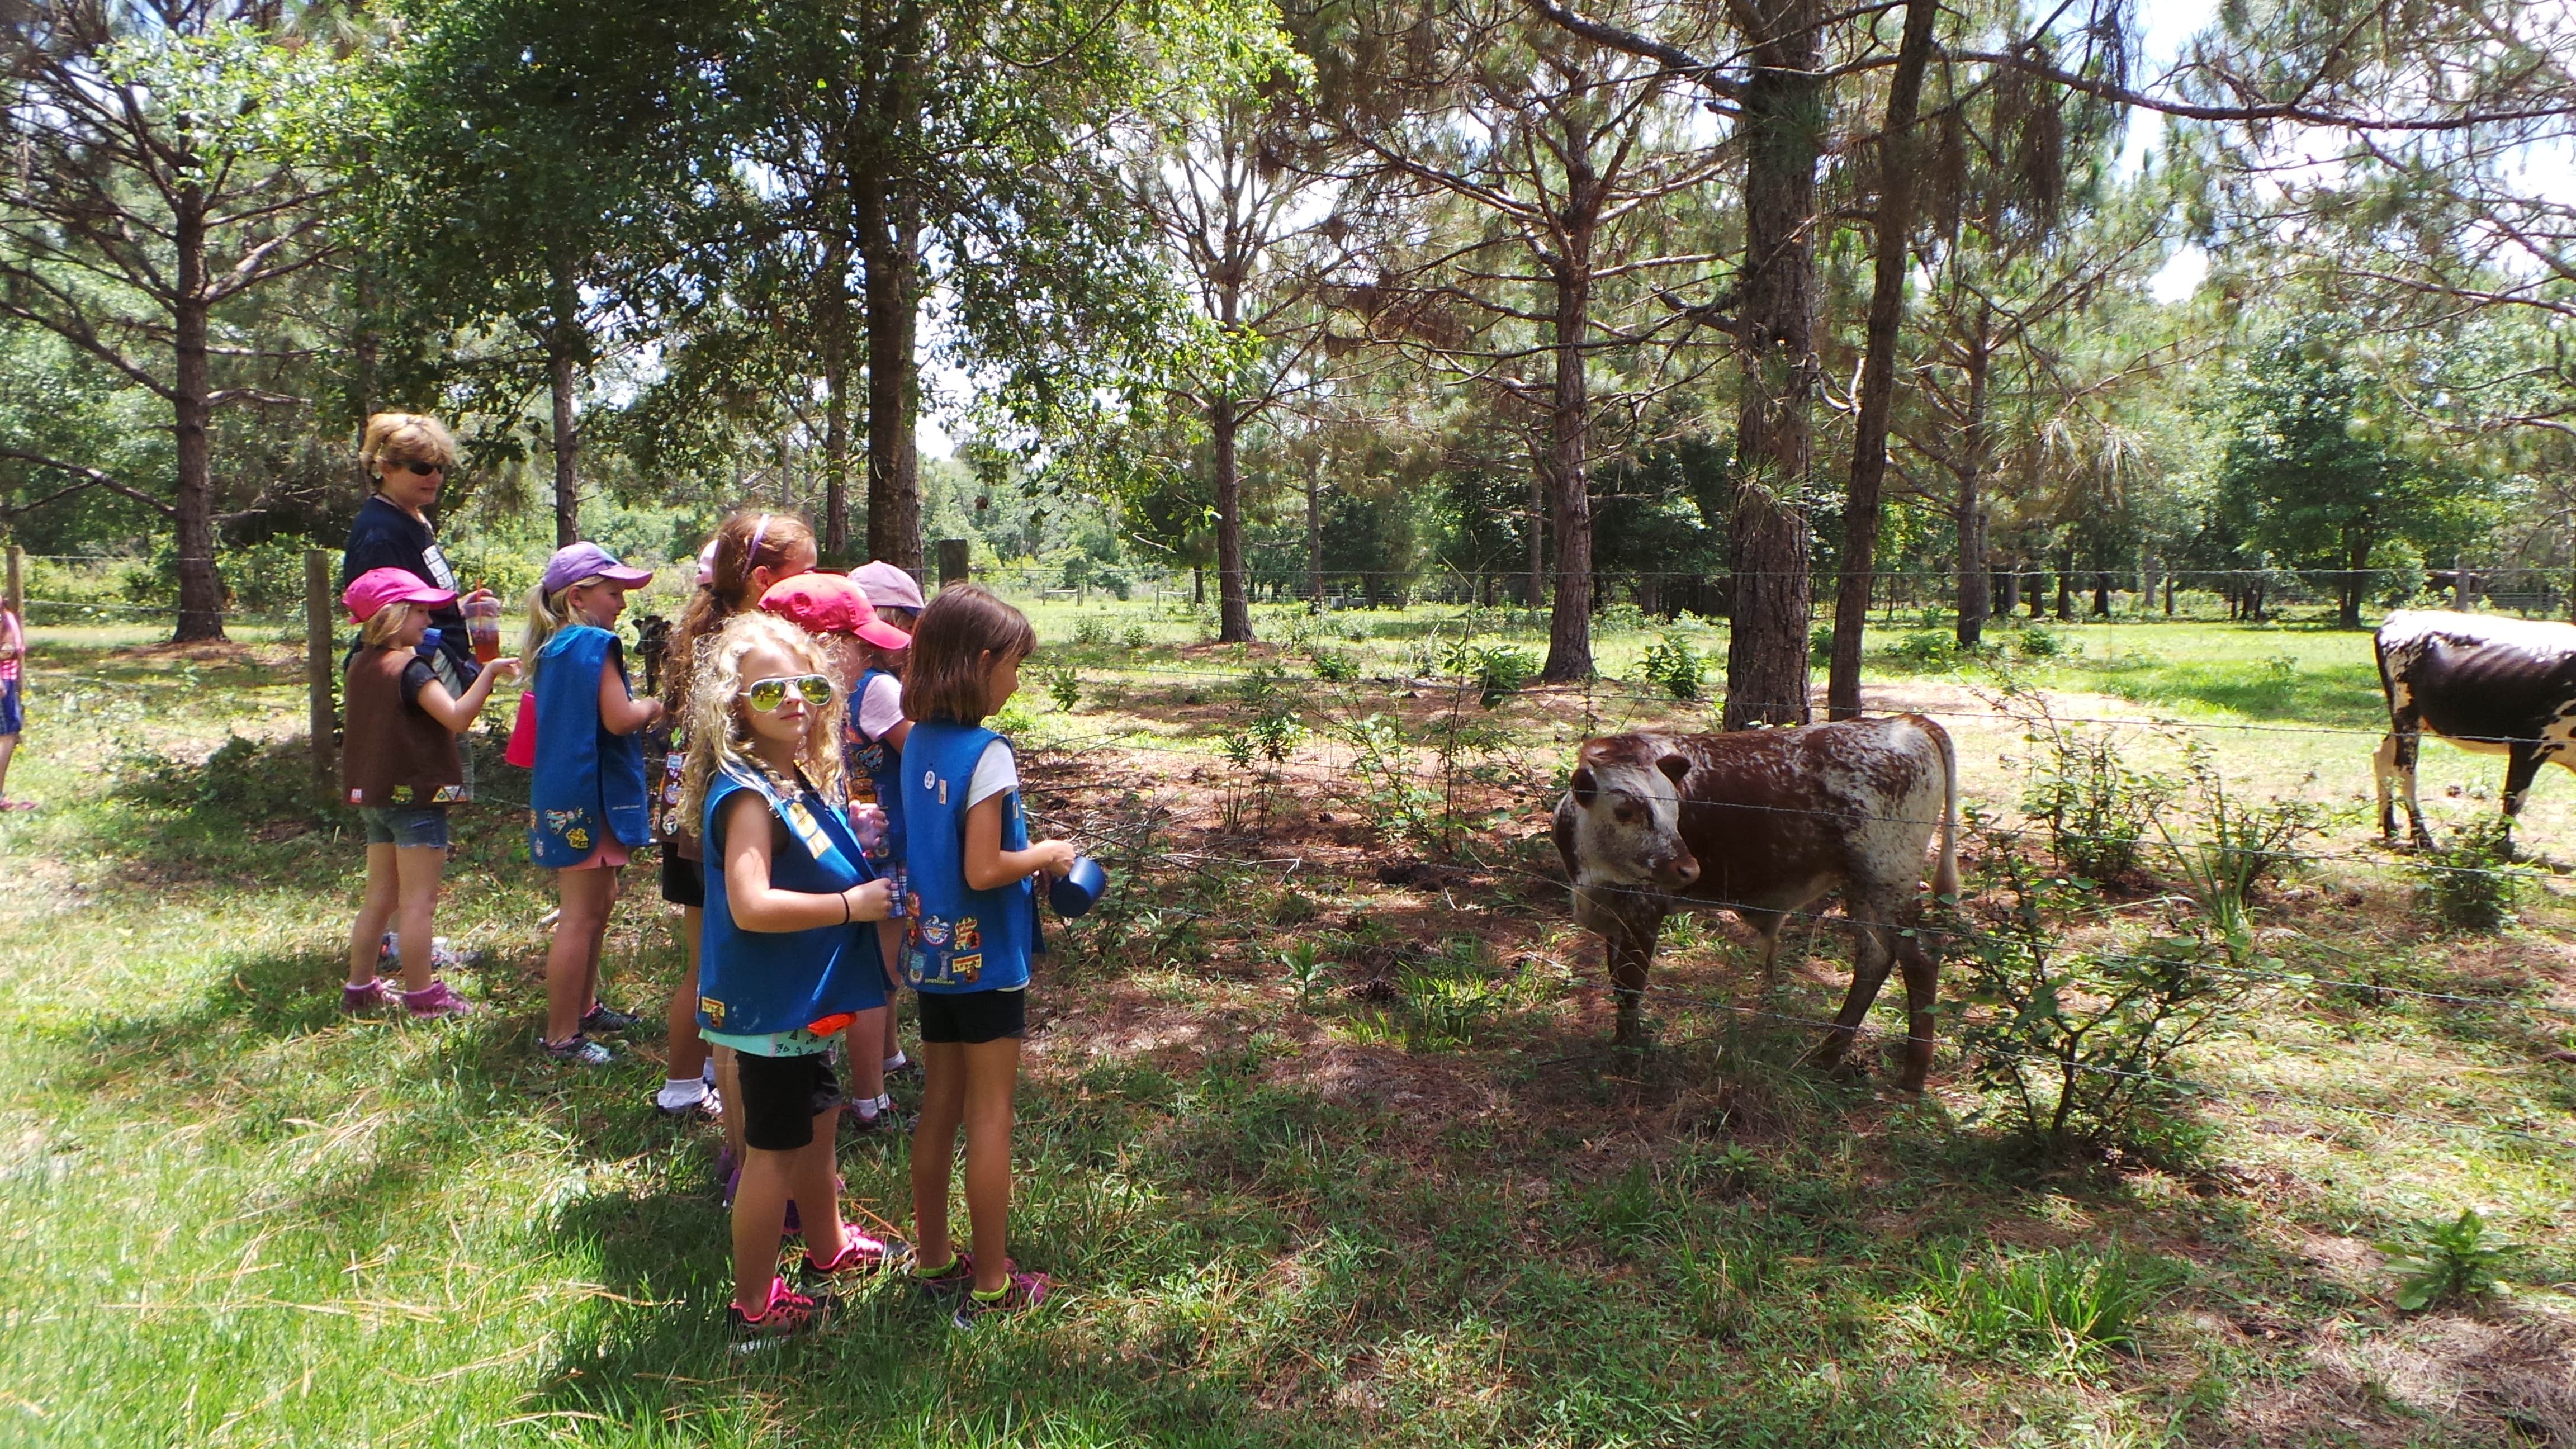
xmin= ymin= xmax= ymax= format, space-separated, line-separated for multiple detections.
xmin=1564 ymin=740 xmax=1700 ymax=891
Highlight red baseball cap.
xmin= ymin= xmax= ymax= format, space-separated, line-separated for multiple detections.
xmin=759 ymin=572 xmax=911 ymax=650
xmin=343 ymin=567 xmax=456 ymax=623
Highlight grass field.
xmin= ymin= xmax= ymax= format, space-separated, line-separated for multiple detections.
xmin=2 ymin=599 xmax=2572 ymax=1447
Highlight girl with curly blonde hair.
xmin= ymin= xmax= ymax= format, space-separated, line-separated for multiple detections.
xmin=681 ymin=610 xmax=903 ymax=1343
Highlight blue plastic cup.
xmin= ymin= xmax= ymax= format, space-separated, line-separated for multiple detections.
xmin=1049 ymin=856 xmax=1108 ymax=918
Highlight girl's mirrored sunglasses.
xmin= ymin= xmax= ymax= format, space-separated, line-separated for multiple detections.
xmin=741 ymin=674 xmax=834 ymax=712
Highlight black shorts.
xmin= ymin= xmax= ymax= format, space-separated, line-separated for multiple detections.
xmin=660 ymin=851 xmax=705 ymax=908
xmin=916 ymin=988 xmax=1026 ymax=1045
xmin=732 ymin=1050 xmax=840 ymax=1152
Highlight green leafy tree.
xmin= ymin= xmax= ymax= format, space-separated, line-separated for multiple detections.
xmin=0 ymin=4 xmax=366 ymax=638
xmin=2215 ymin=319 xmax=2480 ymax=627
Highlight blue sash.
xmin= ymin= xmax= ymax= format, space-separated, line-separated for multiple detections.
xmin=845 ymin=668 xmax=907 ymax=860
xmin=898 ymin=721 xmax=1038 ymax=994
xmin=697 ymin=765 xmax=886 ymax=1034
xmin=527 ymin=625 xmax=648 ymax=866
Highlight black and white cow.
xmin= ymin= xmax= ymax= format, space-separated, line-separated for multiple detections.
xmin=2374 ymin=609 xmax=2576 ymax=846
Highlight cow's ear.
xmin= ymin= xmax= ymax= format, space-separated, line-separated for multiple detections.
xmin=1570 ymin=765 xmax=1597 ymax=805
xmin=1656 ymin=754 xmax=1690 ymax=786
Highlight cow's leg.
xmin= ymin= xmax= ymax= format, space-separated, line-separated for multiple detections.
xmin=2501 ymin=740 xmax=2547 ymax=853
xmin=1892 ymin=926 xmax=1941 ymax=1093
xmin=1577 ymin=887 xmax=1664 ymax=1044
xmin=1739 ymin=908 xmax=1788 ymax=995
xmin=2374 ymin=732 xmax=2400 ymax=841
xmin=2385 ymin=720 xmax=2431 ymax=848
xmin=1808 ymin=889 xmax=1901 ymax=1078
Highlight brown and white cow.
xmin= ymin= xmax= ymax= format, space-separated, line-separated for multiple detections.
xmin=1552 ymin=714 xmax=1961 ymax=1090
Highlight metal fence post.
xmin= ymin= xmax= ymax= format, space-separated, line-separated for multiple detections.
xmin=305 ymin=548 xmax=335 ymax=808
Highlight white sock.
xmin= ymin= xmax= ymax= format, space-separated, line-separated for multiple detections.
xmin=855 ymin=1095 xmax=881 ymax=1121
xmin=701 ymin=1058 xmax=717 ymax=1086
xmin=656 ymin=1078 xmax=708 ymax=1111
xmin=883 ymin=1050 xmax=907 ymax=1072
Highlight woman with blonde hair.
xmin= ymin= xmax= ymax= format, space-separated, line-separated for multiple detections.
xmin=342 ymin=413 xmax=491 ymax=696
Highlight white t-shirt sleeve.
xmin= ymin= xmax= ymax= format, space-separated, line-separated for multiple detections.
xmin=857 ymin=674 xmax=905 ymax=740
xmin=965 ymin=739 xmax=1018 ymax=809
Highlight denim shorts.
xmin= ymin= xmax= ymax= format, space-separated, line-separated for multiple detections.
xmin=360 ymin=804 xmax=451 ymax=849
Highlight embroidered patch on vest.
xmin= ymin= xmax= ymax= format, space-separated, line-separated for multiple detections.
xmin=390 ymin=784 xmax=414 ymax=804
xmin=702 ymin=995 xmax=726 ymax=1027
xmin=953 ymin=953 xmax=982 ymax=983
xmin=956 ymin=917 xmax=981 ymax=951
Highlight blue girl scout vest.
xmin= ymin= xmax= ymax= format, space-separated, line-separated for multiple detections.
xmin=697 ymin=764 xmax=887 ymax=1034
xmin=845 ymin=667 xmax=907 ymax=859
xmin=899 ymin=721 xmax=1039 ymax=994
xmin=527 ymin=624 xmax=650 ymax=866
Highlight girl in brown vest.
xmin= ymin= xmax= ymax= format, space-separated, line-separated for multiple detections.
xmin=342 ymin=567 xmax=520 ymax=1017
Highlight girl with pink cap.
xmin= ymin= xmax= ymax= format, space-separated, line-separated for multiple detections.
xmin=339 ymin=567 xmax=520 ymax=1017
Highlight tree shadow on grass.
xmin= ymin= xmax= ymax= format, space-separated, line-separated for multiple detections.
xmin=2086 ymin=659 xmax=2386 ymax=729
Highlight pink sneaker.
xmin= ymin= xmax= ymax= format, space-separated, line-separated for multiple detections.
xmin=402 ymin=980 xmax=476 ymax=1019
xmin=341 ymin=979 xmax=392 ymax=1014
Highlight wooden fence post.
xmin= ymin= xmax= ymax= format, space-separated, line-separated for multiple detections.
xmin=305 ymin=549 xmax=335 ymax=808
xmin=936 ymin=538 xmax=970 ymax=590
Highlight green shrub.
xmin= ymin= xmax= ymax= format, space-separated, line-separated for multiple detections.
xmin=1121 ymin=623 xmax=1152 ymax=650
xmin=2378 ymin=1209 xmax=2518 ymax=1310
xmin=1891 ymin=631 xmax=1960 ymax=667
xmin=1640 ymin=634 xmax=1703 ymax=701
xmin=1448 ymin=641 xmax=1538 ymax=707
xmin=2011 ymin=627 xmax=2066 ymax=660
xmin=1919 ymin=1244 xmax=2173 ymax=1364
xmin=2009 ymin=697 xmax=2171 ymax=882
xmin=1071 ymin=618 xmax=1111 ymax=648
xmin=2417 ymin=816 xmax=2523 ymax=931
xmin=1950 ymin=819 xmax=2257 ymax=1148
xmin=1308 ymin=647 xmax=1361 ymax=683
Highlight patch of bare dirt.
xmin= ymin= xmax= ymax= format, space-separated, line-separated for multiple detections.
xmin=2231 ymin=1309 xmax=2576 ymax=1447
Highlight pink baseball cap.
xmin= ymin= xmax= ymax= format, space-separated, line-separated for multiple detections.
xmin=540 ymin=541 xmax=654 ymax=594
xmin=343 ymin=567 xmax=455 ymax=623
xmin=851 ymin=560 xmax=925 ymax=614
xmin=759 ymin=572 xmax=911 ymax=650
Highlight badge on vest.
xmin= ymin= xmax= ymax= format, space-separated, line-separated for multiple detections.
xmin=542 ymin=807 xmax=593 ymax=851
xmin=702 ymin=995 xmax=727 ymax=1028
xmin=781 ymin=798 xmax=835 ymax=862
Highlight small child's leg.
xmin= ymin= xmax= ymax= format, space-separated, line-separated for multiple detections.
xmin=391 ymin=844 xmax=447 ymax=994
xmin=959 ymin=1037 xmax=1022 ymax=1293
xmin=348 ymin=842 xmax=400 ymax=987
xmin=910 ymin=1041 xmax=967 ymax=1268
xmin=580 ymin=866 xmax=620 ymax=1015
xmin=543 ymin=867 xmax=617 ymax=1043
xmin=716 ymin=1045 xmax=746 ymax=1163
xmin=784 ymin=1105 xmax=845 ymax=1262
xmin=730 ymin=1146 xmax=795 ymax=1313
xmin=844 ymin=1009 xmax=888 ymax=1110
xmin=873 ymin=920 xmax=905 ymax=1068
xmin=664 ymin=905 xmax=709 ymax=1086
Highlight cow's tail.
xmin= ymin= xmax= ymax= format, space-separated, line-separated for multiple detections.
xmin=1931 ymin=719 xmax=1961 ymax=899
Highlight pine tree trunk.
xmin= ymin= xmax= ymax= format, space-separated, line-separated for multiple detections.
xmin=1723 ymin=0 xmax=1824 ymax=730
xmin=1306 ymin=461 xmax=1323 ymax=613
xmin=171 ymin=187 xmax=224 ymax=643
xmin=1827 ymin=0 xmax=1936 ymax=719
xmin=1526 ymin=466 xmax=1545 ymax=610
xmin=861 ymin=204 xmax=921 ymax=570
xmin=548 ymin=262 xmax=582 ymax=548
xmin=1213 ymin=393 xmax=1253 ymax=642
xmin=821 ymin=230 xmax=855 ymax=564
xmin=1954 ymin=333 xmax=1992 ymax=647
xmin=1541 ymin=206 xmax=1598 ymax=682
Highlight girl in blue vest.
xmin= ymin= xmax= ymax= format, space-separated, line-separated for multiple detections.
xmin=898 ymin=583 xmax=1074 ymax=1324
xmin=524 ymin=543 xmax=665 ymax=1065
xmin=756 ymin=572 xmax=915 ymax=1135
xmin=680 ymin=610 xmax=902 ymax=1342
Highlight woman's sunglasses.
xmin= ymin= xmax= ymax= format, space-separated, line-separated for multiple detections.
xmin=741 ymin=674 xmax=834 ymax=712
xmin=386 ymin=460 xmax=444 ymax=476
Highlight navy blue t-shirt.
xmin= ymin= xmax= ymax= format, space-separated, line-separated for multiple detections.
xmin=342 ymin=493 xmax=475 ymax=684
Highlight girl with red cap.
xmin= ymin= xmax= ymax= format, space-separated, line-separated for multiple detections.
xmin=340 ymin=567 xmax=520 ymax=1017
